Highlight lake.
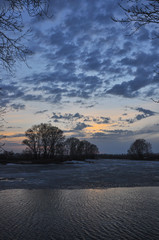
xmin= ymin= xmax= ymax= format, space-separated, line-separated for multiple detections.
xmin=1 ymin=159 xmax=159 ymax=239
xmin=0 ymin=187 xmax=159 ymax=240
xmin=1 ymin=159 xmax=159 ymax=190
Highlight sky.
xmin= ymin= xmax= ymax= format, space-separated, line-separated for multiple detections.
xmin=1 ymin=0 xmax=159 ymax=154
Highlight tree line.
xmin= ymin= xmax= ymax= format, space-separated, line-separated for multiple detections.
xmin=0 ymin=133 xmax=158 ymax=164
xmin=22 ymin=123 xmax=99 ymax=162
xmin=99 ymin=139 xmax=155 ymax=161
xmin=0 ymin=123 xmax=157 ymax=163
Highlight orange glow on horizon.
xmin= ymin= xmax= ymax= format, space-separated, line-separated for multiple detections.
xmin=3 ymin=132 xmax=24 ymax=137
xmin=85 ymin=123 xmax=113 ymax=132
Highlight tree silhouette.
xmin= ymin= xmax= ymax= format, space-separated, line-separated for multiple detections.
xmin=23 ymin=123 xmax=65 ymax=160
xmin=65 ymin=138 xmax=99 ymax=158
xmin=128 ymin=139 xmax=152 ymax=159
xmin=113 ymin=0 xmax=159 ymax=102
xmin=0 ymin=1 xmax=50 ymax=151
xmin=78 ymin=140 xmax=99 ymax=156
xmin=0 ymin=88 xmax=6 ymax=152
xmin=65 ymin=137 xmax=81 ymax=156
xmin=113 ymin=1 xmax=159 ymax=34
xmin=0 ymin=0 xmax=50 ymax=71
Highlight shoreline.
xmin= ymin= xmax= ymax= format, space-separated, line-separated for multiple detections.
xmin=1 ymin=184 xmax=159 ymax=192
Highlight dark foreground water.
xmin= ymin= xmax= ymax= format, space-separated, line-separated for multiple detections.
xmin=0 ymin=187 xmax=159 ymax=240
xmin=1 ymin=160 xmax=159 ymax=239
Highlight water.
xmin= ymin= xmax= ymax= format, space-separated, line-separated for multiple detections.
xmin=0 ymin=187 xmax=159 ymax=240
xmin=1 ymin=159 xmax=159 ymax=190
xmin=1 ymin=159 xmax=159 ymax=239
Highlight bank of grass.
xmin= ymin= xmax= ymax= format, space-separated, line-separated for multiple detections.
xmin=0 ymin=152 xmax=99 ymax=164
xmin=1 ymin=152 xmax=159 ymax=165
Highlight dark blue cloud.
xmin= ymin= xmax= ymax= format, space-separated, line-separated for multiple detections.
xmin=11 ymin=104 xmax=25 ymax=111
xmin=119 ymin=52 xmax=159 ymax=68
xmin=91 ymin=124 xmax=159 ymax=145
xmin=5 ymin=134 xmax=25 ymax=139
xmin=51 ymin=112 xmax=84 ymax=121
xmin=7 ymin=126 xmax=22 ymax=129
xmin=0 ymin=82 xmax=27 ymax=107
xmin=51 ymin=112 xmax=112 ymax=127
xmin=73 ymin=122 xmax=91 ymax=131
xmin=22 ymin=94 xmax=43 ymax=101
xmin=2 ymin=0 xmax=159 ymax=109
xmin=92 ymin=129 xmax=134 ymax=140
xmin=106 ymin=67 xmax=159 ymax=98
xmin=21 ymin=0 xmax=159 ymax=103
xmin=35 ymin=110 xmax=48 ymax=115
xmin=135 ymin=107 xmax=156 ymax=116
xmin=119 ymin=107 xmax=157 ymax=124
xmin=93 ymin=117 xmax=111 ymax=124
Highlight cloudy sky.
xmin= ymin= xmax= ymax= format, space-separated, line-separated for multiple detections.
xmin=1 ymin=0 xmax=159 ymax=153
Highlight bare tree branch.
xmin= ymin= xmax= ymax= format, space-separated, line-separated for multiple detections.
xmin=0 ymin=0 xmax=50 ymax=151
xmin=0 ymin=104 xmax=6 ymax=152
xmin=113 ymin=1 xmax=159 ymax=30
xmin=0 ymin=0 xmax=50 ymax=71
xmin=113 ymin=0 xmax=159 ymax=102
xmin=151 ymin=98 xmax=159 ymax=103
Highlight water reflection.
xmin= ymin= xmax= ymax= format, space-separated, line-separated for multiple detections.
xmin=0 ymin=187 xmax=159 ymax=240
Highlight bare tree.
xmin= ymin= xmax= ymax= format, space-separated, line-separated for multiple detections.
xmin=0 ymin=120 xmax=5 ymax=152
xmin=0 ymin=1 xmax=50 ymax=151
xmin=65 ymin=138 xmax=99 ymax=158
xmin=0 ymin=0 xmax=50 ymax=71
xmin=128 ymin=139 xmax=152 ymax=159
xmin=65 ymin=137 xmax=80 ymax=156
xmin=22 ymin=123 xmax=65 ymax=160
xmin=0 ymin=88 xmax=6 ymax=152
xmin=113 ymin=0 xmax=159 ymax=102
xmin=113 ymin=0 xmax=159 ymax=34
xmin=78 ymin=140 xmax=99 ymax=156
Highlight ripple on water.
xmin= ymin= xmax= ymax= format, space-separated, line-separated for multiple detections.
xmin=0 ymin=187 xmax=159 ymax=240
